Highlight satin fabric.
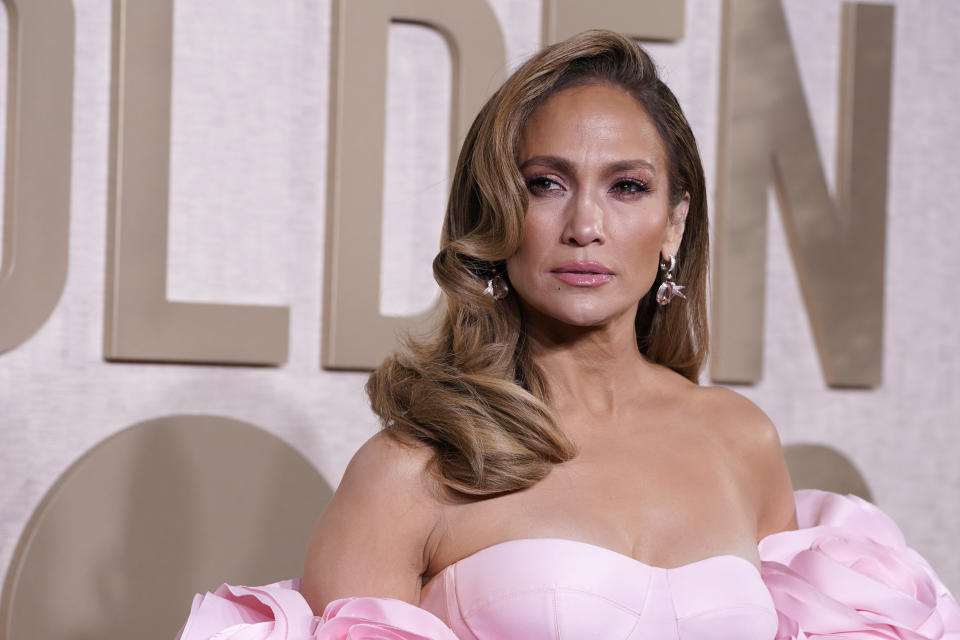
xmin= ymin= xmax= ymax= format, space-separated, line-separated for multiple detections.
xmin=418 ymin=538 xmax=777 ymax=639
xmin=174 ymin=490 xmax=960 ymax=640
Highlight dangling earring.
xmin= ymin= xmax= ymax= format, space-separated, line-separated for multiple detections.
xmin=484 ymin=274 xmax=509 ymax=300
xmin=656 ymin=254 xmax=686 ymax=305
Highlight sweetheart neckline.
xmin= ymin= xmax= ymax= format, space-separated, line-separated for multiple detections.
xmin=421 ymin=537 xmax=761 ymax=591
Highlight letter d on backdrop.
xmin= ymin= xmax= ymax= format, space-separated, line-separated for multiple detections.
xmin=323 ymin=0 xmax=506 ymax=369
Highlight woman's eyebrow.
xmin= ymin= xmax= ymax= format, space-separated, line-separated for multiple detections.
xmin=519 ymin=155 xmax=656 ymax=175
xmin=607 ymin=159 xmax=656 ymax=174
xmin=519 ymin=155 xmax=574 ymax=173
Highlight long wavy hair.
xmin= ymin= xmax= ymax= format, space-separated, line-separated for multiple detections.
xmin=366 ymin=30 xmax=709 ymax=500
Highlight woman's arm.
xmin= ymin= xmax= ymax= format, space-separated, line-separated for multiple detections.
xmin=301 ymin=431 xmax=444 ymax=614
xmin=747 ymin=414 xmax=798 ymax=539
xmin=706 ymin=387 xmax=798 ymax=540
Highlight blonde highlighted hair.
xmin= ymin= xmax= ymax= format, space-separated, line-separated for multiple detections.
xmin=366 ymin=30 xmax=708 ymax=500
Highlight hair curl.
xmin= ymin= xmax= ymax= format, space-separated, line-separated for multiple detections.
xmin=366 ymin=30 xmax=709 ymax=500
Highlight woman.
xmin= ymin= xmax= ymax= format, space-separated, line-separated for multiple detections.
xmin=177 ymin=30 xmax=960 ymax=640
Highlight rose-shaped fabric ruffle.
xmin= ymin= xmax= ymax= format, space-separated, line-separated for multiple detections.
xmin=759 ymin=490 xmax=960 ymax=639
xmin=175 ymin=579 xmax=319 ymax=640
xmin=315 ymin=598 xmax=459 ymax=640
xmin=175 ymin=579 xmax=458 ymax=640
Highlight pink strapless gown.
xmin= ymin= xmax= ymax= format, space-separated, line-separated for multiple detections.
xmin=174 ymin=490 xmax=960 ymax=640
xmin=419 ymin=538 xmax=777 ymax=639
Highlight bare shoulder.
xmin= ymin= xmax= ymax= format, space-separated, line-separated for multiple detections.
xmin=321 ymin=431 xmax=442 ymax=528
xmin=301 ymin=431 xmax=443 ymax=613
xmin=694 ymin=386 xmax=777 ymax=445
xmin=692 ymin=386 xmax=798 ymax=539
xmin=340 ymin=430 xmax=439 ymax=498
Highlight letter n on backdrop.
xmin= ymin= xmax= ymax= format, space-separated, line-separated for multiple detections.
xmin=712 ymin=1 xmax=894 ymax=387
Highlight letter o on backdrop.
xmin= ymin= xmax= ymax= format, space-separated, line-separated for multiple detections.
xmin=0 ymin=415 xmax=333 ymax=640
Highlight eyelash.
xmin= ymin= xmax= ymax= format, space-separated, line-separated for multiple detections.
xmin=610 ymin=179 xmax=650 ymax=196
xmin=524 ymin=176 xmax=651 ymax=197
xmin=525 ymin=176 xmax=561 ymax=194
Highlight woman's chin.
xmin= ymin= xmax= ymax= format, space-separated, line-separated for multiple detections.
xmin=551 ymin=308 xmax=609 ymax=327
xmin=514 ymin=289 xmax=639 ymax=331
xmin=528 ymin=302 xmax=626 ymax=330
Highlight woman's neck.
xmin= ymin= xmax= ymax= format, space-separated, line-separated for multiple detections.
xmin=524 ymin=310 xmax=658 ymax=419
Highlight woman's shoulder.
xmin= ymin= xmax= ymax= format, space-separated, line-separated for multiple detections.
xmin=338 ymin=431 xmax=445 ymax=512
xmin=691 ymin=385 xmax=778 ymax=443
xmin=335 ymin=430 xmax=447 ymax=544
xmin=348 ymin=430 xmax=436 ymax=479
xmin=685 ymin=385 xmax=798 ymax=537
xmin=649 ymin=370 xmax=782 ymax=458
xmin=301 ymin=432 xmax=445 ymax=610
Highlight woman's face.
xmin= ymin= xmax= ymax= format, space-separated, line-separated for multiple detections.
xmin=506 ymin=83 xmax=689 ymax=330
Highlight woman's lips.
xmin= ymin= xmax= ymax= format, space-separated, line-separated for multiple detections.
xmin=552 ymin=272 xmax=613 ymax=286
xmin=551 ymin=262 xmax=614 ymax=287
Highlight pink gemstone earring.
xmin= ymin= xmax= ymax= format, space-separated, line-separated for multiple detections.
xmin=656 ymin=254 xmax=686 ymax=306
xmin=484 ymin=274 xmax=509 ymax=300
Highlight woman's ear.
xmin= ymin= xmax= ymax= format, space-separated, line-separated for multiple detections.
xmin=661 ymin=192 xmax=690 ymax=259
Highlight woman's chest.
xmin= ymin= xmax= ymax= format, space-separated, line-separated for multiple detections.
xmin=420 ymin=538 xmax=778 ymax=640
xmin=428 ymin=435 xmax=760 ymax=579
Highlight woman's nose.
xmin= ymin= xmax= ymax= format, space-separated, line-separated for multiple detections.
xmin=562 ymin=191 xmax=605 ymax=246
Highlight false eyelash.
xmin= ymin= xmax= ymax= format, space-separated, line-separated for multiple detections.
xmin=525 ymin=176 xmax=562 ymax=192
xmin=611 ymin=179 xmax=650 ymax=194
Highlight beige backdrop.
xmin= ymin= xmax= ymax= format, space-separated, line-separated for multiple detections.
xmin=1 ymin=0 xmax=959 ymax=597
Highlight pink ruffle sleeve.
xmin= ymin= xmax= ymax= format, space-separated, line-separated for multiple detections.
xmin=175 ymin=579 xmax=459 ymax=640
xmin=759 ymin=489 xmax=960 ymax=639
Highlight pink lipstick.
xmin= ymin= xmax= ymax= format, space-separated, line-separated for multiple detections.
xmin=551 ymin=261 xmax=614 ymax=287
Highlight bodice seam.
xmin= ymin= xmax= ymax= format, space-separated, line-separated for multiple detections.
xmin=677 ymin=603 xmax=780 ymax=622
xmin=459 ymin=584 xmax=649 ymax=619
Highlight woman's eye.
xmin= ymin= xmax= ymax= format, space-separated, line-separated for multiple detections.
xmin=525 ymin=177 xmax=562 ymax=194
xmin=611 ymin=179 xmax=649 ymax=196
